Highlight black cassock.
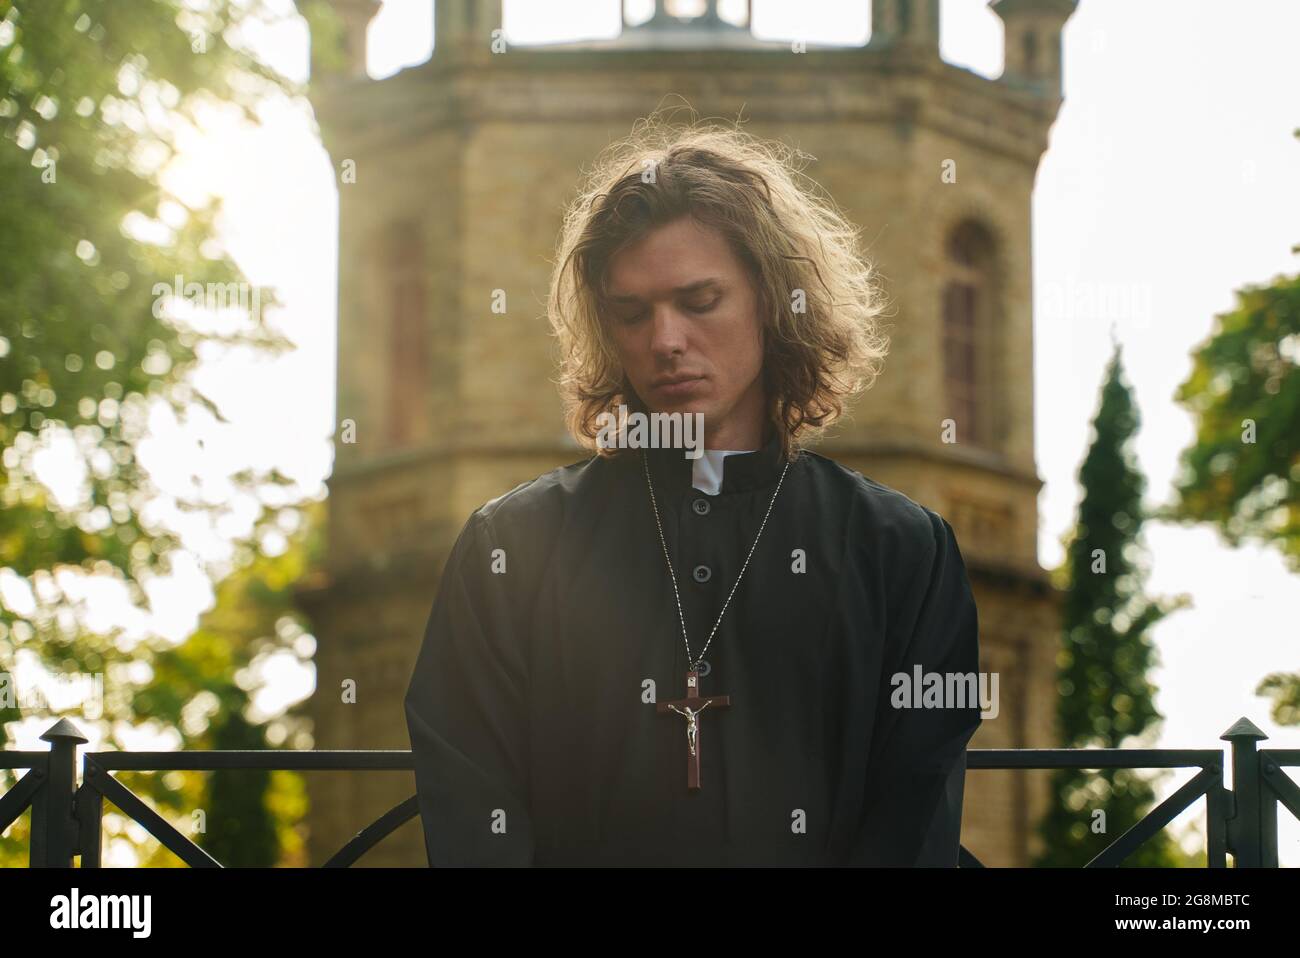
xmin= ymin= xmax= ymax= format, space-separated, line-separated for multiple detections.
xmin=404 ymin=433 xmax=982 ymax=866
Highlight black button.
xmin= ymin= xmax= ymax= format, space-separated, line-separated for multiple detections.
xmin=692 ymin=564 xmax=712 ymax=583
xmin=692 ymin=498 xmax=711 ymax=516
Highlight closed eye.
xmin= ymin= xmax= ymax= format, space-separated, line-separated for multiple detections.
xmin=686 ymin=297 xmax=721 ymax=314
xmin=613 ymin=297 xmax=719 ymax=324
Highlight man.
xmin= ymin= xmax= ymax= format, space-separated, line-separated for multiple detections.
xmin=404 ymin=118 xmax=982 ymax=867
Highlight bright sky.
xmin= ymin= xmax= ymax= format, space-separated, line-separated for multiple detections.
xmin=8 ymin=0 xmax=1298 ymax=866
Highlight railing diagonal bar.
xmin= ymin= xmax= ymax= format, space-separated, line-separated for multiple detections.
xmin=0 ymin=768 xmax=45 ymax=835
xmin=85 ymin=763 xmax=222 ymax=868
xmin=1260 ymin=756 xmax=1300 ymax=824
xmin=1087 ymin=767 xmax=1215 ymax=868
xmin=321 ymin=795 xmax=420 ymax=867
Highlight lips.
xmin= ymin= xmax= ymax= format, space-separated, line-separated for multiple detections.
xmin=652 ymin=375 xmax=704 ymax=388
xmin=652 ymin=376 xmax=706 ymax=400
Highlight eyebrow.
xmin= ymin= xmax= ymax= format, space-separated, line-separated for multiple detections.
xmin=604 ymin=278 xmax=723 ymax=303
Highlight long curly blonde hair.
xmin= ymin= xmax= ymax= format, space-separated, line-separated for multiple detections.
xmin=546 ymin=108 xmax=891 ymax=463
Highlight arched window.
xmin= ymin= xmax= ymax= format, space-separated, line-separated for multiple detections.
xmin=896 ymin=0 xmax=912 ymax=34
xmin=942 ymin=221 xmax=997 ymax=448
xmin=383 ymin=220 xmax=428 ymax=448
xmin=1022 ymin=29 xmax=1039 ymax=75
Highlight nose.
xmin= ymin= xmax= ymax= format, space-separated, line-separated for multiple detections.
xmin=648 ymin=305 xmax=688 ymax=358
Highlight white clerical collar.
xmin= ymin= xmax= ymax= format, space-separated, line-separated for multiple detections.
xmin=691 ymin=447 xmax=756 ymax=496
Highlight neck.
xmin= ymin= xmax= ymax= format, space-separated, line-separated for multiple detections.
xmin=703 ymin=384 xmax=768 ymax=450
xmin=704 ymin=432 xmax=758 ymax=450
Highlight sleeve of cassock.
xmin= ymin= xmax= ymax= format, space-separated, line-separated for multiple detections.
xmin=403 ymin=511 xmax=534 ymax=866
xmin=848 ymin=508 xmax=982 ymax=866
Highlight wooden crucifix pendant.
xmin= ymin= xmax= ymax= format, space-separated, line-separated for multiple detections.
xmin=657 ymin=669 xmax=731 ymax=791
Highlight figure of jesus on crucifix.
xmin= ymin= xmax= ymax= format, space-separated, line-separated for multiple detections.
xmin=658 ymin=669 xmax=730 ymax=790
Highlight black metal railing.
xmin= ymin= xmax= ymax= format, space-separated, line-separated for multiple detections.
xmin=2 ymin=715 xmax=1296 ymax=867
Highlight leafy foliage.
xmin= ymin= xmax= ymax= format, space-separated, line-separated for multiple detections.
xmin=1035 ymin=345 xmax=1197 ymax=866
xmin=1163 ymin=199 xmax=1300 ymax=733
xmin=0 ymin=0 xmax=314 ymax=866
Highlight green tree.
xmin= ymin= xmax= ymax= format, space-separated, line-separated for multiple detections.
xmin=1035 ymin=343 xmax=1195 ymax=866
xmin=133 ymin=497 xmax=324 ymax=867
xmin=0 ymin=0 xmax=306 ymax=865
xmin=1162 ymin=190 xmax=1300 ymax=731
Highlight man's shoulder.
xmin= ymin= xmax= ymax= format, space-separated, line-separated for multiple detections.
xmin=472 ymin=452 xmax=607 ymax=531
xmin=800 ymin=449 xmax=944 ymax=543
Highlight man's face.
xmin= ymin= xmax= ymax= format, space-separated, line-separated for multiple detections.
xmin=603 ymin=216 xmax=767 ymax=448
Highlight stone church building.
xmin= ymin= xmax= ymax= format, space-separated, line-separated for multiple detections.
xmin=297 ymin=0 xmax=1078 ymax=866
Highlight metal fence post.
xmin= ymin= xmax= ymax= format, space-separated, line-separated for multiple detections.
xmin=1221 ymin=717 xmax=1269 ymax=867
xmin=30 ymin=719 xmax=87 ymax=868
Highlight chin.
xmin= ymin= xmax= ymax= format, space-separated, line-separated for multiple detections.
xmin=653 ymin=398 xmax=710 ymax=418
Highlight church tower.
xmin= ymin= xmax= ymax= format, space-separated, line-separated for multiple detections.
xmin=431 ymin=0 xmax=503 ymax=58
xmin=868 ymin=0 xmax=940 ymax=51
xmin=992 ymin=0 xmax=1077 ymax=101
xmin=300 ymin=0 xmax=1078 ymax=866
